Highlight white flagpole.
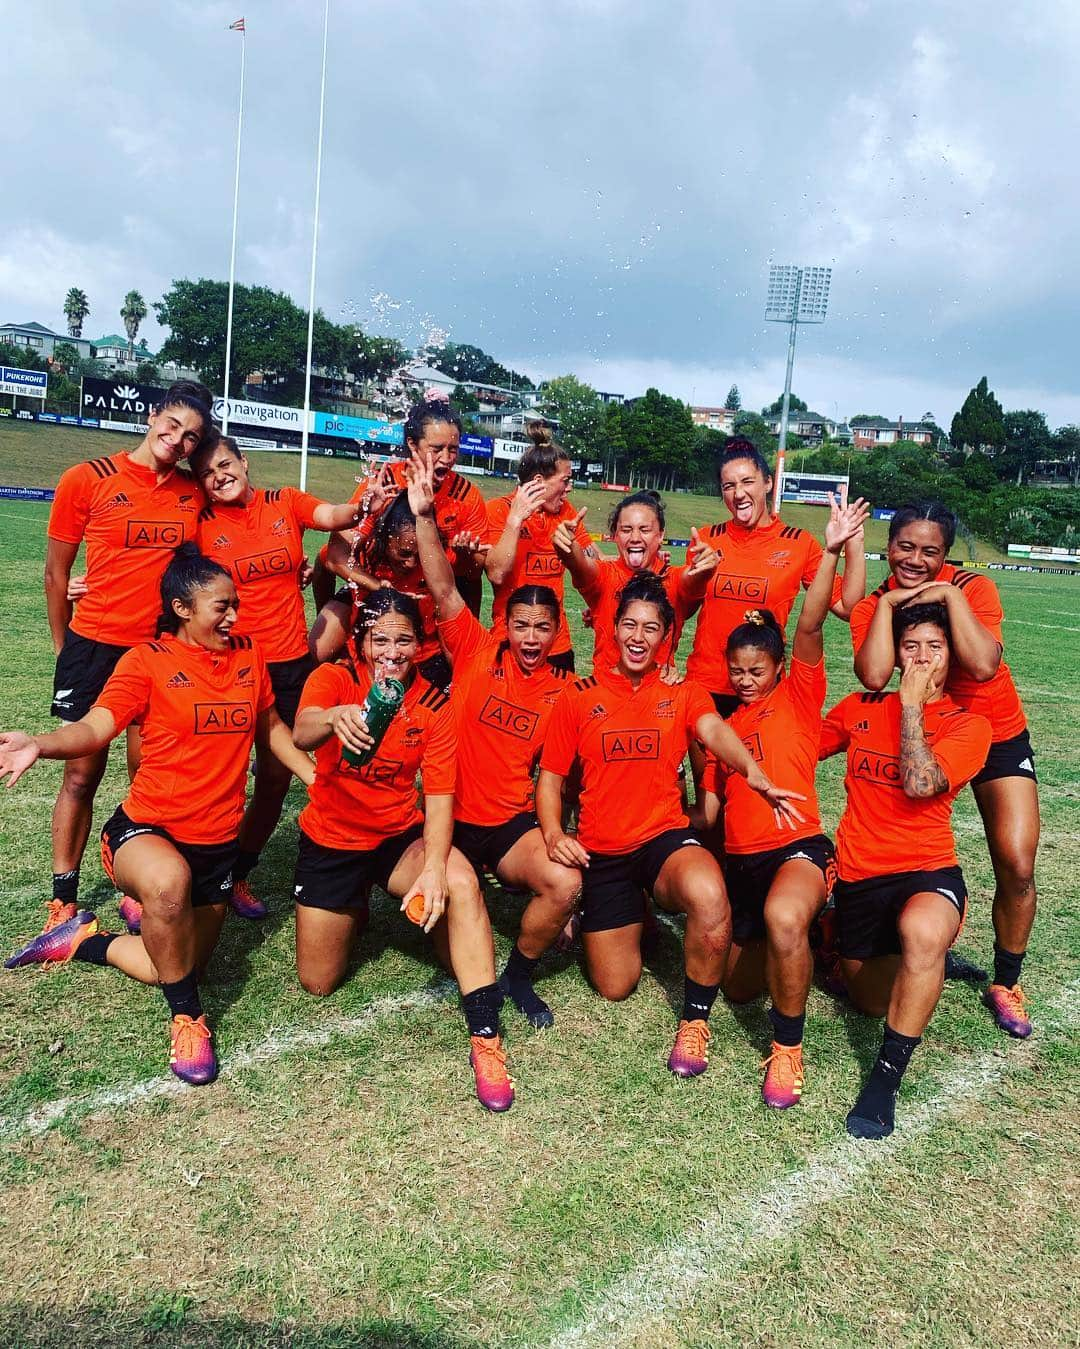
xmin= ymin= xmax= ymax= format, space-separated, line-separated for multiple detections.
xmin=299 ymin=0 xmax=330 ymax=491
xmin=222 ymin=23 xmax=247 ymax=435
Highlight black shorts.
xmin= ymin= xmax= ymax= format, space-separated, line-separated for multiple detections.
xmin=292 ymin=823 xmax=424 ymax=911
xmin=268 ymin=653 xmax=315 ymax=727
xmin=709 ymin=692 xmax=741 ymax=719
xmin=548 ymin=649 xmax=576 ymax=673
xmin=972 ymin=728 xmax=1037 ymax=786
xmin=581 ymin=827 xmax=704 ymax=933
xmin=51 ymin=628 xmax=129 ymax=721
xmin=100 ymin=804 xmax=238 ymax=909
xmin=725 ymin=834 xmax=836 ymax=945
xmin=835 ymin=866 xmax=967 ymax=960
xmin=454 ymin=812 xmax=539 ymax=877
xmin=418 ymin=651 xmax=453 ymax=693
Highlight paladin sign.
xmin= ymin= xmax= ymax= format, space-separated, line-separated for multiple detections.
xmin=81 ymin=377 xmax=168 ymax=417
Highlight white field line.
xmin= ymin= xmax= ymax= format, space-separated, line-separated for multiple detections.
xmin=1008 ymin=619 xmax=1080 ymax=633
xmin=542 ymin=982 xmax=1079 ymax=1349
xmin=0 ymin=979 xmax=455 ymax=1140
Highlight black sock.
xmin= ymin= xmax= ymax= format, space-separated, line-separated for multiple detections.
xmin=847 ymin=1023 xmax=921 ymax=1139
xmin=234 ymin=850 xmax=260 ymax=883
xmin=52 ymin=870 xmax=80 ymax=904
xmin=72 ymin=933 xmax=117 ymax=967
xmin=462 ymin=982 xmax=503 ymax=1039
xmin=768 ymin=1006 xmax=805 ymax=1047
xmin=499 ymin=945 xmax=553 ymax=1028
xmin=993 ymin=945 xmax=1025 ymax=989
xmin=160 ymin=970 xmax=203 ymax=1021
xmin=682 ymin=975 xmax=721 ymax=1023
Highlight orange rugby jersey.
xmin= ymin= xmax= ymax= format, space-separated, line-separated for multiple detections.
xmin=580 ymin=557 xmax=690 ymax=675
xmin=297 ymin=663 xmax=455 ymax=851
xmin=439 ymin=606 xmax=571 ymax=826
xmin=92 ymin=633 xmax=274 ymax=845
xmin=704 ymin=655 xmax=826 ymax=854
xmin=197 ymin=487 xmax=323 ymax=663
xmin=47 ymin=453 xmax=200 ymax=645
xmin=819 ymin=690 xmax=992 ymax=882
xmin=541 ymin=667 xmax=714 ymax=854
xmin=849 ymin=565 xmax=1026 ymax=742
xmin=486 ymin=496 xmax=591 ymax=655
xmin=686 ymin=516 xmax=842 ymax=695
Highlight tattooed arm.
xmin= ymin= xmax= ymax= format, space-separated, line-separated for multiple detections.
xmin=898 ymin=655 xmax=949 ymax=798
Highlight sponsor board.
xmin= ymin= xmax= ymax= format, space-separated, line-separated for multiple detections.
xmin=100 ymin=418 xmax=146 ymax=434
xmin=0 ymin=366 xmax=48 ymax=399
xmin=37 ymin=412 xmax=60 ymax=423
xmin=233 ymin=435 xmax=280 ymax=451
xmin=0 ymin=485 xmax=55 ymax=501
xmin=459 ymin=433 xmax=493 ymax=458
xmin=215 ymin=396 xmax=305 ymax=432
xmin=780 ymin=472 xmax=850 ymax=505
xmin=312 ymin=410 xmax=402 ymax=445
xmin=81 ymin=376 xmax=167 ymax=418
xmin=601 ymin=482 xmax=631 ymax=492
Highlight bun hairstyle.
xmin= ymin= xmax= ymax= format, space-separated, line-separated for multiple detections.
xmin=614 ymin=570 xmax=675 ymax=634
xmin=717 ymin=437 xmax=772 ymax=483
xmin=403 ymin=395 xmax=463 ymax=451
xmin=893 ymin=600 xmax=952 ymax=647
xmin=726 ymin=607 xmax=785 ymax=663
xmin=518 ymin=421 xmax=571 ymax=483
xmin=350 ymin=586 xmax=424 ymax=645
xmin=608 ymin=488 xmax=665 ymax=535
xmin=156 ymin=543 xmax=231 ymax=636
xmin=887 ymin=500 xmax=958 ymax=552
xmin=506 ymin=582 xmax=560 ymax=624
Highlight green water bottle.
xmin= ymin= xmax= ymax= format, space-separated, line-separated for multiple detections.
xmin=341 ymin=677 xmax=405 ymax=768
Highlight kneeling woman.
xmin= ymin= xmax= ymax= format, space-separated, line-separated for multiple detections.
xmin=2 ymin=545 xmax=312 ymax=1085
xmin=291 ymin=586 xmax=515 ymax=1111
xmin=821 ymin=602 xmax=992 ymax=1138
xmin=536 ymin=573 xmax=804 ymax=1077
xmin=407 ymin=450 xmax=582 ymax=1028
xmin=697 ymin=492 xmax=869 ymax=1109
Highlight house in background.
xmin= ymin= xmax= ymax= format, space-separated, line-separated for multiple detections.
xmin=90 ymin=333 xmax=157 ymax=370
xmin=691 ymin=406 xmax=737 ymax=434
xmin=763 ymin=409 xmax=838 ymax=442
xmin=850 ymin=417 xmax=935 ymax=450
xmin=0 ymin=321 xmax=94 ymax=362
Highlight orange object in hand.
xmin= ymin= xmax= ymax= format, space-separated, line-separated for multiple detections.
xmin=404 ymin=892 xmax=427 ymax=925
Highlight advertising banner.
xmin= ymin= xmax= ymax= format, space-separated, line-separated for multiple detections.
xmin=459 ymin=433 xmax=493 ymax=458
xmin=81 ymin=377 xmax=167 ymax=419
xmin=0 ymin=366 xmax=48 ymax=399
xmin=214 ymin=397 xmax=306 ymax=433
xmin=312 ymin=411 xmax=402 ymax=445
xmin=780 ymin=472 xmax=850 ymax=505
xmin=0 ymin=485 xmax=55 ymax=501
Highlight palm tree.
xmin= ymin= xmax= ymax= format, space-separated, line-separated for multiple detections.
xmin=63 ymin=288 xmax=90 ymax=338
xmin=121 ymin=290 xmax=148 ymax=359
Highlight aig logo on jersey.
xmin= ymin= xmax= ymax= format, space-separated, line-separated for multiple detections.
xmin=742 ymin=731 xmax=764 ymax=762
xmin=524 ymin=553 xmax=561 ymax=578
xmin=602 ymin=729 xmax=660 ymax=762
xmin=851 ymin=748 xmax=902 ymax=788
xmin=711 ymin=573 xmax=769 ymax=603
xmin=194 ymin=701 xmax=254 ymax=735
xmin=235 ymin=548 xmax=291 ymax=582
xmin=480 ymin=694 xmax=540 ymax=741
xmin=125 ymin=519 xmax=184 ymax=549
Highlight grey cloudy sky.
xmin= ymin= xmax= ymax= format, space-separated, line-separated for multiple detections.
xmin=4 ymin=1 xmax=1080 ymax=426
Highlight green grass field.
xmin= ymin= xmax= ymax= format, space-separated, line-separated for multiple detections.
xmin=0 ymin=423 xmax=1076 ymax=1347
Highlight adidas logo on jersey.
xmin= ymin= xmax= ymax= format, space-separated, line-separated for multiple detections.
xmin=166 ymin=670 xmax=195 ymax=688
xmin=589 ymin=703 xmax=608 ymax=719
xmin=213 ymin=534 xmax=231 ymax=550
xmin=104 ymin=492 xmax=134 ymax=510
xmin=853 ymin=719 xmax=870 ymax=733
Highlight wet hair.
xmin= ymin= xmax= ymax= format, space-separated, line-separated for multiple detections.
xmin=188 ymin=431 xmax=241 ymax=477
xmin=156 ymin=543 xmax=231 ymax=636
xmin=506 ymin=583 xmax=560 ymax=625
xmin=154 ymin=380 xmax=215 ymax=445
xmin=726 ymin=608 xmax=785 ymax=664
xmin=893 ymin=601 xmax=952 ymax=648
xmin=717 ymin=437 xmax=772 ymax=483
xmin=614 ymin=571 xmax=675 ymax=634
xmin=350 ymin=586 xmax=424 ymax=645
xmin=368 ymin=491 xmax=421 ymax=570
xmin=608 ymin=489 xmax=665 ymax=535
xmin=518 ymin=423 xmax=571 ymax=483
xmin=887 ymin=500 xmax=958 ymax=552
xmin=403 ymin=395 xmax=462 ymax=450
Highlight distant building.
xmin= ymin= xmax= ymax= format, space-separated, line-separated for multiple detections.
xmin=90 ymin=333 xmax=157 ymax=370
xmin=691 ymin=406 xmax=736 ymax=434
xmin=476 ymin=408 xmax=559 ymax=435
xmin=597 ymin=390 xmax=625 ymax=405
xmin=763 ymin=410 xmax=838 ymax=442
xmin=0 ymin=320 xmax=94 ymax=361
xmin=850 ymin=417 xmax=935 ymax=450
xmin=399 ymin=362 xmax=459 ymax=396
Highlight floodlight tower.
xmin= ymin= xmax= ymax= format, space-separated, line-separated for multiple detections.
xmin=764 ymin=264 xmax=832 ymax=513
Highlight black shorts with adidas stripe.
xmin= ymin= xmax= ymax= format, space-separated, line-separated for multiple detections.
xmin=971 ymin=728 xmax=1037 ymax=786
xmin=51 ymin=627 xmax=130 ymax=721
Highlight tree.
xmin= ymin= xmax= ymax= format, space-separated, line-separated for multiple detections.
xmin=618 ymin=388 xmax=696 ymax=491
xmin=1001 ymin=409 xmax=1052 ymax=486
xmin=352 ymin=333 xmax=407 ymax=383
xmin=135 ymin=361 xmax=161 ymax=385
xmin=762 ymin=392 xmax=807 ymax=417
xmin=121 ymin=290 xmax=148 ymax=358
xmin=950 ymin=376 xmax=1005 ymax=455
xmin=0 ymin=341 xmax=44 ymax=371
xmin=63 ymin=287 xmax=90 ymax=338
xmin=540 ymin=374 xmax=604 ymax=463
xmin=450 ymin=383 xmax=480 ymax=415
xmin=428 ymin=341 xmax=534 ymax=393
xmin=1051 ymin=425 xmax=1080 ymax=488
xmin=724 ymin=384 xmax=741 ymax=412
xmin=733 ymin=411 xmax=778 ymax=461
xmin=50 ymin=342 xmax=84 ymax=375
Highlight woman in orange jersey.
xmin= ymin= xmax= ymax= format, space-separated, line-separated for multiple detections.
xmin=291 ymin=586 xmax=515 ymax=1112
xmin=686 ymin=439 xmax=866 ymax=715
xmin=851 ymin=501 xmax=1040 ymax=1041
xmin=39 ymin=382 xmax=217 ymax=940
xmin=694 ymin=493 xmax=869 ymax=1110
xmin=553 ymin=488 xmax=718 ymax=675
xmin=536 ymin=572 xmax=806 ymax=1079
xmin=187 ymin=434 xmax=366 ymax=920
xmin=407 ymin=450 xmax=582 ymax=1029
xmin=821 ymin=600 xmax=992 ymax=1139
xmin=2 ymin=545 xmax=313 ymax=1087
xmin=484 ymin=424 xmax=596 ymax=671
